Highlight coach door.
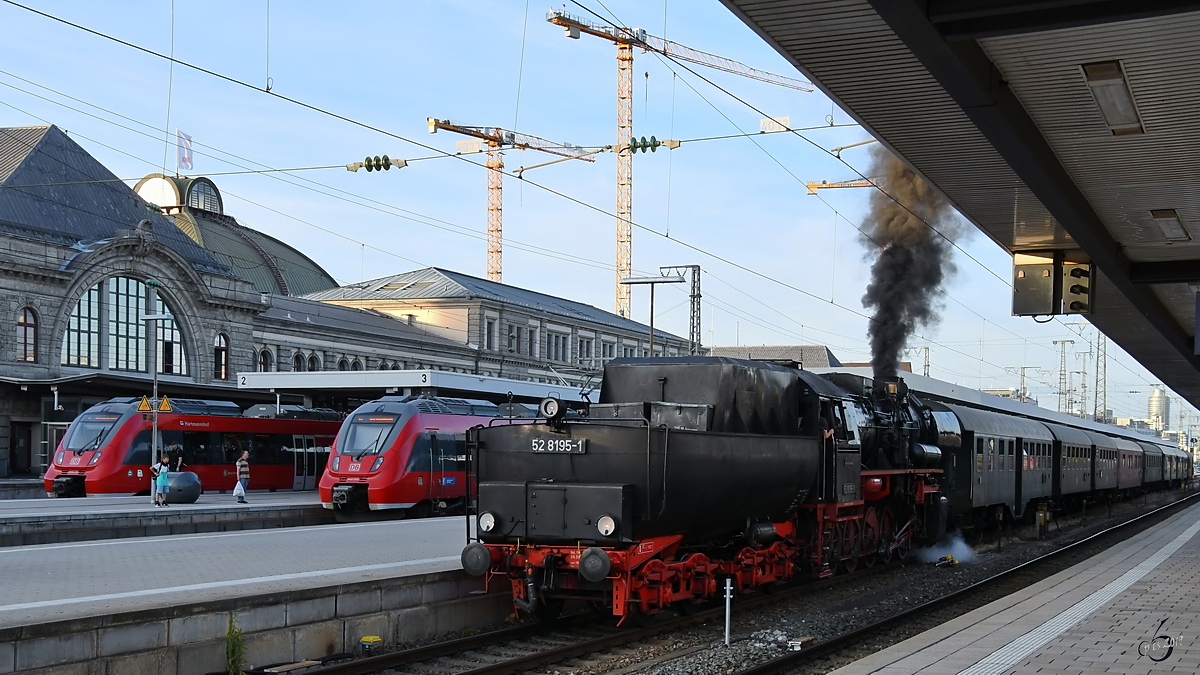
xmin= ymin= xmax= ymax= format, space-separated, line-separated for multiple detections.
xmin=291 ymin=435 xmax=318 ymax=491
xmin=429 ymin=433 xmax=445 ymax=502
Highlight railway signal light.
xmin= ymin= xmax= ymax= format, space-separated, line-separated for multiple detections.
xmin=1063 ymin=263 xmax=1091 ymax=314
xmin=347 ymin=155 xmax=408 ymax=172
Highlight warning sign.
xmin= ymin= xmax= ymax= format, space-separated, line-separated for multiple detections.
xmin=157 ymin=396 xmax=173 ymax=413
xmin=137 ymin=396 xmax=153 ymax=413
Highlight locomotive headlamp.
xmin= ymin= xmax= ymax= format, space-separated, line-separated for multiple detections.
xmin=370 ymin=456 xmax=384 ymax=472
xmin=56 ymin=451 xmax=64 ymax=465
xmin=331 ymin=456 xmax=341 ymax=471
xmin=539 ymin=397 xmax=565 ymax=421
xmin=886 ymin=382 xmax=898 ymax=395
xmin=87 ymin=452 xmax=102 ymax=466
xmin=597 ymin=514 xmax=617 ymax=537
xmin=479 ymin=511 xmax=497 ymax=532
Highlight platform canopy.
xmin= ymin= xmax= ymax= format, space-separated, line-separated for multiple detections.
xmin=237 ymin=369 xmax=587 ymax=403
xmin=722 ymin=1 xmax=1200 ymax=406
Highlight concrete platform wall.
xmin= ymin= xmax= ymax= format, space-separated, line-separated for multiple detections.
xmin=0 ymin=482 xmax=46 ymax=501
xmin=0 ymin=505 xmax=336 ymax=547
xmin=0 ymin=570 xmax=511 ymax=674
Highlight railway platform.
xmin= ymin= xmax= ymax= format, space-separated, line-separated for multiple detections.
xmin=0 ymin=516 xmax=504 ymax=673
xmin=0 ymin=516 xmax=466 ymax=628
xmin=0 ymin=491 xmax=334 ymax=547
xmin=832 ymin=499 xmax=1200 ymax=675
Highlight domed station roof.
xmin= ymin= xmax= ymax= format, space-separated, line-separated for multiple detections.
xmin=135 ymin=174 xmax=338 ymax=296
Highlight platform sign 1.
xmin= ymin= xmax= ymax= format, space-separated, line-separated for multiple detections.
xmin=137 ymin=396 xmax=153 ymax=413
xmin=157 ymin=396 xmax=172 ymax=413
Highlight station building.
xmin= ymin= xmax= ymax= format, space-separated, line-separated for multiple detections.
xmin=0 ymin=124 xmax=685 ymax=478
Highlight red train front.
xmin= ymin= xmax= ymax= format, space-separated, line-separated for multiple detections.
xmin=44 ymin=397 xmax=341 ymax=497
xmin=320 ymin=396 xmax=508 ymax=517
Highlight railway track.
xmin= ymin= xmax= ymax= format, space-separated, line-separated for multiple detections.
xmin=732 ymin=488 xmax=1200 ymax=675
xmin=295 ymin=559 xmax=895 ymax=675
xmin=295 ymin=490 xmax=1196 ymax=675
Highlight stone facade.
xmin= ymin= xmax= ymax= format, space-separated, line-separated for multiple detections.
xmin=0 ymin=125 xmax=682 ymax=478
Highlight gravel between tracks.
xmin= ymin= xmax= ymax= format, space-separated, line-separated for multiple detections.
xmin=534 ymin=491 xmax=1188 ymax=675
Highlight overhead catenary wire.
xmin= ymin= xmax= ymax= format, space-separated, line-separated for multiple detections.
xmin=2 ymin=1 xmax=1178 ymax=413
xmin=568 ymin=1 xmax=1172 ymax=400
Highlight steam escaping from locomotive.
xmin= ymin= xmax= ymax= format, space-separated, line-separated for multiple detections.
xmin=915 ymin=532 xmax=978 ymax=564
xmin=860 ymin=147 xmax=961 ymax=378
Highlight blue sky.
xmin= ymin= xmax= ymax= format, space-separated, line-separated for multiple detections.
xmin=0 ymin=0 xmax=1191 ymax=425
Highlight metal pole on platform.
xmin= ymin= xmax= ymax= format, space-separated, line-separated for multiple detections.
xmin=724 ymin=578 xmax=732 ymax=646
xmin=142 ymin=307 xmax=171 ymax=504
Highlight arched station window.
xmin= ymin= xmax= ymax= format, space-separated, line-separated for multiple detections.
xmin=213 ymin=334 xmax=229 ymax=380
xmin=337 ymin=358 xmax=349 ymax=371
xmin=60 ymin=277 xmax=189 ymax=375
xmin=17 ymin=307 xmax=37 ymax=362
xmin=259 ymin=349 xmax=274 ymax=372
xmin=308 ymin=355 xmax=320 ymax=372
xmin=350 ymin=359 xmax=363 ymax=371
xmin=293 ymin=353 xmax=306 ymax=372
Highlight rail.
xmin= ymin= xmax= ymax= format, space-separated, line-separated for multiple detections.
xmin=733 ymin=488 xmax=1200 ymax=674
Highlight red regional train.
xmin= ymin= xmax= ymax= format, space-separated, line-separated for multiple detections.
xmin=44 ymin=397 xmax=342 ymax=497
xmin=321 ymin=396 xmax=539 ymax=518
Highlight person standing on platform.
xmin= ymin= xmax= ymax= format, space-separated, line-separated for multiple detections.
xmin=152 ymin=453 xmax=171 ymax=507
xmin=235 ymin=450 xmax=250 ymax=504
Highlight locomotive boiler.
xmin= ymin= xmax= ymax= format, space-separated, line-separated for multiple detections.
xmin=462 ymin=357 xmax=948 ymax=620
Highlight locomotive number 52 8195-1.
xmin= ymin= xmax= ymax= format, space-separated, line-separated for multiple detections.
xmin=530 ymin=437 xmax=587 ymax=454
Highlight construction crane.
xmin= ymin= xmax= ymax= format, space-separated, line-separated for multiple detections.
xmin=548 ymin=8 xmax=813 ymax=318
xmin=428 ymin=118 xmax=597 ymax=282
xmin=805 ymin=179 xmax=875 ymax=195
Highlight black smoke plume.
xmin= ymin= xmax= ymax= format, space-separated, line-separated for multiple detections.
xmin=860 ymin=147 xmax=960 ymax=379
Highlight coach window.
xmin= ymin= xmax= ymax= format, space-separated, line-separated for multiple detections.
xmin=293 ymin=353 xmax=305 ymax=372
xmin=17 ymin=307 xmax=37 ymax=362
xmin=407 ymin=433 xmax=434 ymax=471
xmin=1008 ymin=440 xmax=1014 ymax=471
xmin=124 ymin=430 xmax=153 ymax=465
xmin=976 ymin=438 xmax=984 ymax=472
xmin=986 ymin=438 xmax=994 ymax=471
xmin=213 ymin=334 xmax=229 ymax=379
xmin=221 ymin=433 xmax=246 ymax=463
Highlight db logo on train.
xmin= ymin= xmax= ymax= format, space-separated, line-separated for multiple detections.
xmin=1137 ymin=618 xmax=1179 ymax=662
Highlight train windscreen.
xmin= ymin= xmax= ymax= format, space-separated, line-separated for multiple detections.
xmin=62 ymin=415 xmax=122 ymax=451
xmin=344 ymin=414 xmax=399 ymax=459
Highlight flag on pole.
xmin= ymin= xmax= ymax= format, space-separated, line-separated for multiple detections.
xmin=176 ymin=129 xmax=193 ymax=172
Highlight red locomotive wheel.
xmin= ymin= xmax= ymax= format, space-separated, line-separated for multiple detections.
xmin=842 ymin=520 xmax=860 ymax=574
xmin=879 ymin=507 xmax=897 ymax=563
xmin=862 ymin=507 xmax=881 ymax=569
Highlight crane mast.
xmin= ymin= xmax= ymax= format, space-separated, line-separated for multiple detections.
xmin=429 ymin=119 xmax=595 ymax=282
xmin=549 ymin=8 xmax=811 ymax=318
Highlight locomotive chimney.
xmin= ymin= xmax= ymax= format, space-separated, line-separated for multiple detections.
xmin=872 ymin=375 xmax=908 ymax=402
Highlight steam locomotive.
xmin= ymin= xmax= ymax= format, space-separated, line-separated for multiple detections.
xmin=460 ymin=357 xmax=1190 ymax=621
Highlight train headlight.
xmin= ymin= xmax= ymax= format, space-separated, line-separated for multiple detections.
xmin=55 ymin=451 xmax=64 ymax=465
xmin=597 ymin=515 xmax=617 ymax=537
xmin=539 ymin=397 xmax=565 ymax=421
xmin=370 ymin=456 xmax=384 ymax=472
xmin=478 ymin=512 xmax=496 ymax=533
xmin=331 ymin=456 xmax=341 ymax=471
xmin=87 ymin=452 xmax=102 ymax=466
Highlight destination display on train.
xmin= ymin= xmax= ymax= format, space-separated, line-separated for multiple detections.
xmin=529 ymin=437 xmax=586 ymax=454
